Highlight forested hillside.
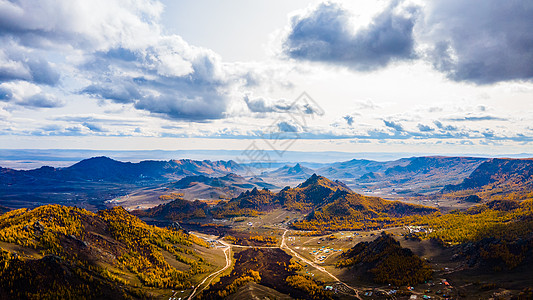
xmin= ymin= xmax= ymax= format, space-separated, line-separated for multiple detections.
xmin=0 ymin=205 xmax=211 ymax=299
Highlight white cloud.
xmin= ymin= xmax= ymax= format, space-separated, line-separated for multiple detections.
xmin=0 ymin=81 xmax=63 ymax=108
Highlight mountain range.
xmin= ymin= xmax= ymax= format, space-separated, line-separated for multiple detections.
xmin=180 ymin=174 xmax=438 ymax=229
xmin=2 ymin=155 xmax=533 ymax=212
xmin=0 ymin=156 xmax=243 ymax=210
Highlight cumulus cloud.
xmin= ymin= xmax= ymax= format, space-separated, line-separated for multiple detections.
xmin=244 ymin=95 xmax=293 ymax=113
xmin=277 ymin=121 xmax=301 ymax=133
xmin=0 ymin=0 xmax=163 ymax=50
xmin=0 ymin=41 xmax=60 ymax=86
xmin=244 ymin=94 xmax=320 ymax=115
xmin=0 ymin=81 xmax=63 ymax=108
xmin=0 ymin=0 xmax=259 ymax=120
xmin=280 ymin=0 xmax=533 ymax=84
xmin=421 ymin=0 xmax=533 ymax=84
xmin=281 ymin=1 xmax=418 ymax=71
xmin=417 ymin=123 xmax=434 ymax=132
xmin=383 ymin=120 xmax=404 ymax=131
xmin=433 ymin=120 xmax=457 ymax=131
xmin=82 ymin=122 xmax=106 ymax=132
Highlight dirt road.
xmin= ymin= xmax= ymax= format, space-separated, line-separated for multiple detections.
xmin=187 ymin=239 xmax=232 ymax=300
xmin=187 ymin=229 xmax=365 ymax=300
xmin=280 ymin=229 xmax=363 ymax=300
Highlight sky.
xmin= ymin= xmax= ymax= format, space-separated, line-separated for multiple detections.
xmin=0 ymin=0 xmax=532 ymax=158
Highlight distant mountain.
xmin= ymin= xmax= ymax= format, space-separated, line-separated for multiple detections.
xmin=0 ymin=205 xmax=10 ymax=215
xmin=263 ymin=163 xmax=315 ymax=181
xmin=316 ymin=158 xmax=410 ymax=179
xmin=0 ymin=156 xmax=244 ymax=210
xmin=442 ymin=158 xmax=533 ymax=199
xmin=168 ymin=173 xmax=279 ymax=200
xmin=66 ymin=156 xmax=243 ymax=181
xmin=0 ymin=205 xmax=209 ymax=298
xmin=172 ymin=174 xmax=277 ymax=200
xmin=1 ymin=156 xmax=243 ymax=184
xmin=356 ymin=156 xmax=488 ymax=194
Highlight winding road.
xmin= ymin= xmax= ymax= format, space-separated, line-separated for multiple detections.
xmin=186 ymin=229 xmax=367 ymax=299
xmin=187 ymin=239 xmax=232 ymax=300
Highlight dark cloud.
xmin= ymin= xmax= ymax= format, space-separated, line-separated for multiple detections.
xmin=424 ymin=0 xmax=533 ymax=83
xmin=79 ymin=43 xmax=232 ymax=121
xmin=281 ymin=0 xmax=533 ymax=84
xmin=384 ymin=120 xmax=404 ymax=131
xmin=282 ymin=1 xmax=418 ymax=71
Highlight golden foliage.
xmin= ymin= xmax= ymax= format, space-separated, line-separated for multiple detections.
xmin=285 ymin=275 xmax=332 ymax=299
xmin=0 ymin=204 xmax=210 ymax=296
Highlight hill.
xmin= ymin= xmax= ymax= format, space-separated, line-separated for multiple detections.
xmin=0 ymin=205 xmax=211 ymax=299
xmin=336 ymin=232 xmax=433 ymax=286
xmin=133 ymin=194 xmax=210 ymax=221
xmin=277 ymin=174 xmax=352 ymax=211
xmin=442 ymin=158 xmax=533 ymax=200
xmin=406 ymin=199 xmax=533 ymax=294
xmin=168 ymin=173 xmax=278 ymax=200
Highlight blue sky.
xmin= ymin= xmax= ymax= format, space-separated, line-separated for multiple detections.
xmin=0 ymin=0 xmax=532 ymax=156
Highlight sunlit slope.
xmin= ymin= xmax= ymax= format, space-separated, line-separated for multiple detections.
xmin=0 ymin=205 xmax=211 ymax=299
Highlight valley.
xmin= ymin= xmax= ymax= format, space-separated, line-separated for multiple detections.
xmin=1 ymin=156 xmax=532 ymax=299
